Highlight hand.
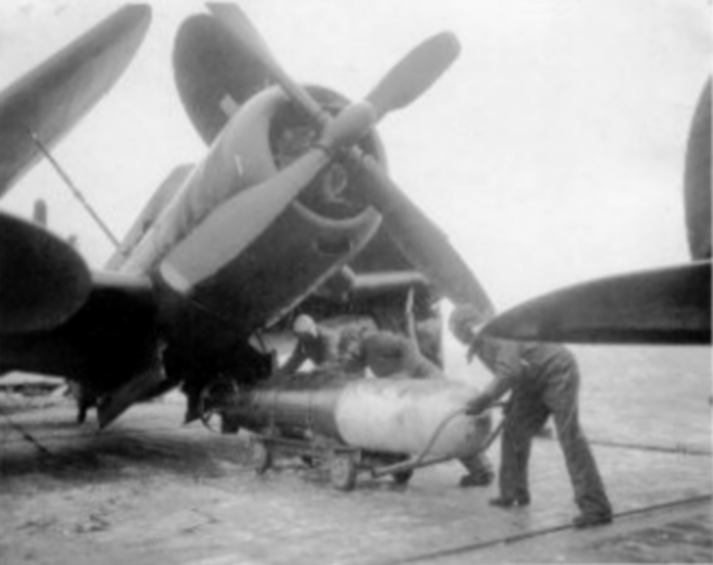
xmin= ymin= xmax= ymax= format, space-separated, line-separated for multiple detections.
xmin=405 ymin=287 xmax=414 ymax=315
xmin=466 ymin=342 xmax=478 ymax=363
xmin=465 ymin=396 xmax=488 ymax=416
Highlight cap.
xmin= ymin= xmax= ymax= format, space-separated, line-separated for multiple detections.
xmin=293 ymin=314 xmax=317 ymax=336
xmin=448 ymin=304 xmax=486 ymax=344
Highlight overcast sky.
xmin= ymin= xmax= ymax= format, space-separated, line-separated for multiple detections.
xmin=0 ymin=0 xmax=710 ymax=311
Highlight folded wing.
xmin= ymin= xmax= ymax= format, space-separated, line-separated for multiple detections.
xmin=0 ymin=5 xmax=151 ymax=196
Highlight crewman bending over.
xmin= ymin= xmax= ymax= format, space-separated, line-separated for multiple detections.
xmin=279 ymin=314 xmax=369 ymax=377
xmin=360 ymin=289 xmax=441 ymax=379
xmin=449 ymin=305 xmax=613 ymax=529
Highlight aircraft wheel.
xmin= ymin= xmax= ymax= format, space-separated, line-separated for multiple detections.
xmin=251 ymin=439 xmax=272 ymax=475
xmin=392 ymin=470 xmax=413 ymax=485
xmin=329 ymin=453 xmax=357 ymax=491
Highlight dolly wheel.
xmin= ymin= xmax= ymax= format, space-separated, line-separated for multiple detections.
xmin=392 ymin=470 xmax=413 ymax=485
xmin=329 ymin=453 xmax=357 ymax=491
xmin=252 ymin=440 xmax=272 ymax=475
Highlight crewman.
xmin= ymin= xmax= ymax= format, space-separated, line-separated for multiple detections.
xmin=359 ymin=290 xmax=441 ymax=380
xmin=279 ymin=314 xmax=368 ymax=377
xmin=359 ymin=330 xmax=438 ymax=378
xmin=67 ymin=381 xmax=98 ymax=424
xmin=280 ymin=292 xmax=432 ymax=379
xmin=449 ymin=305 xmax=613 ymax=529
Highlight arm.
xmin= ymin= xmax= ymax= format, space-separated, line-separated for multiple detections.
xmin=405 ymin=288 xmax=418 ymax=343
xmin=279 ymin=340 xmax=307 ymax=376
xmin=465 ymin=373 xmax=514 ymax=415
xmin=465 ymin=339 xmax=521 ymax=415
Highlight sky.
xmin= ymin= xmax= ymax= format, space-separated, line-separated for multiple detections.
xmin=0 ymin=0 xmax=710 ymax=312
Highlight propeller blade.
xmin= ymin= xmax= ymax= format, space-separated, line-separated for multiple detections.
xmin=684 ymin=79 xmax=711 ymax=261
xmin=482 ymin=262 xmax=712 ymax=345
xmin=346 ymin=153 xmax=495 ymax=318
xmin=160 ymin=102 xmax=376 ymax=291
xmin=0 ymin=212 xmax=91 ymax=334
xmin=207 ymin=4 xmax=458 ymax=124
xmin=365 ymin=32 xmax=460 ymax=119
xmin=206 ymin=3 xmax=325 ymax=120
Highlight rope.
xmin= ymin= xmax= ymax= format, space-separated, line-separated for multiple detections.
xmin=0 ymin=409 xmax=53 ymax=457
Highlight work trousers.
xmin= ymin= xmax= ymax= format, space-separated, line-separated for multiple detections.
xmin=499 ymin=365 xmax=611 ymax=516
xmin=459 ymin=412 xmax=495 ymax=479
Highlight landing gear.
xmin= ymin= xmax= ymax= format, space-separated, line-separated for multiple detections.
xmin=251 ymin=438 xmax=273 ymax=475
xmin=329 ymin=453 xmax=357 ymax=491
xmin=198 ymin=378 xmax=242 ymax=434
xmin=391 ymin=469 xmax=413 ymax=485
xmin=66 ymin=381 xmax=97 ymax=424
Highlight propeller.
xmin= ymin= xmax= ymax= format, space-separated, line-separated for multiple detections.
xmin=482 ymin=262 xmax=711 ymax=345
xmin=161 ymin=102 xmax=379 ymax=289
xmin=205 ymin=3 xmax=494 ymax=318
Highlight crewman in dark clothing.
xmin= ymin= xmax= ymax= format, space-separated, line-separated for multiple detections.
xmin=67 ymin=381 xmax=98 ymax=424
xmin=280 ymin=315 xmax=437 ymax=379
xmin=360 ymin=331 xmax=440 ymax=379
xmin=279 ymin=314 xmax=368 ymax=376
xmin=449 ymin=305 xmax=613 ymax=529
xmin=361 ymin=288 xmax=443 ymax=379
xmin=282 ymin=293 xmax=437 ymax=379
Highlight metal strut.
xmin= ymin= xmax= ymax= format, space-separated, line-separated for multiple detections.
xmin=28 ymin=128 xmax=121 ymax=249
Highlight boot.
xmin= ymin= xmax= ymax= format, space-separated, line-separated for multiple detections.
xmin=573 ymin=511 xmax=612 ymax=529
xmin=489 ymin=493 xmax=530 ymax=507
xmin=459 ymin=468 xmax=494 ymax=488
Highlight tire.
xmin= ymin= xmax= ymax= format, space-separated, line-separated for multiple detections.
xmin=329 ymin=453 xmax=357 ymax=491
xmin=252 ymin=440 xmax=272 ymax=475
xmin=392 ymin=470 xmax=413 ymax=485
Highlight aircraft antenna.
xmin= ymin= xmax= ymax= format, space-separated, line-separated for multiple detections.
xmin=28 ymin=129 xmax=121 ymax=249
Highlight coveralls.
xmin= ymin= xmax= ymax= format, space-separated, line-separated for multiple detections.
xmin=360 ymin=330 xmax=440 ymax=379
xmin=280 ymin=325 xmax=367 ymax=376
xmin=467 ymin=338 xmax=612 ymax=519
